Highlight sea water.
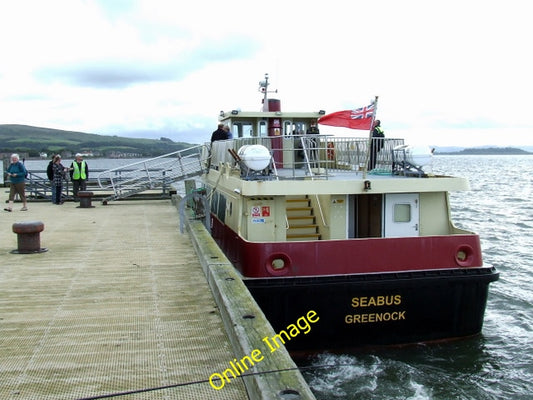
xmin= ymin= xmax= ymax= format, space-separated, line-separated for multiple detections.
xmin=22 ymin=157 xmax=148 ymax=172
xmin=300 ymin=155 xmax=533 ymax=400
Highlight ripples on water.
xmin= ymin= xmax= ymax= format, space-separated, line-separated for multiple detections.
xmin=301 ymin=155 xmax=533 ymax=400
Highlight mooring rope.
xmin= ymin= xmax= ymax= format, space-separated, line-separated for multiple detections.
xmin=75 ymin=363 xmax=350 ymax=400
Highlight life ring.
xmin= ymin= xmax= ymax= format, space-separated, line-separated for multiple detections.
xmin=327 ymin=142 xmax=335 ymax=160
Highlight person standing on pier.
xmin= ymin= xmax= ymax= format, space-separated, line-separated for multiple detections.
xmin=51 ymin=155 xmax=67 ymax=205
xmin=69 ymin=153 xmax=89 ymax=200
xmin=4 ymin=153 xmax=28 ymax=212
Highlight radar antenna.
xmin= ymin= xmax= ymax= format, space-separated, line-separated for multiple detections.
xmin=258 ymin=73 xmax=277 ymax=110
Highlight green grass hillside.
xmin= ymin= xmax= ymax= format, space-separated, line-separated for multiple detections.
xmin=0 ymin=124 xmax=193 ymax=157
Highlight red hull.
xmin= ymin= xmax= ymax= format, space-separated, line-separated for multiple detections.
xmin=211 ymin=216 xmax=483 ymax=278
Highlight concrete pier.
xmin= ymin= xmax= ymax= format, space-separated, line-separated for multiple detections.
xmin=0 ymin=200 xmax=249 ymax=399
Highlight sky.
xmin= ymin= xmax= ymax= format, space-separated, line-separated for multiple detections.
xmin=1 ymin=0 xmax=532 ymax=148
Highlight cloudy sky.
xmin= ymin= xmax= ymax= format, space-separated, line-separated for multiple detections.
xmin=1 ymin=0 xmax=531 ymax=147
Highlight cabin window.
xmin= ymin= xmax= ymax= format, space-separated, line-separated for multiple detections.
xmin=294 ymin=121 xmax=307 ymax=135
xmin=283 ymin=121 xmax=307 ymax=136
xmin=283 ymin=120 xmax=292 ymax=136
xmin=230 ymin=123 xmax=238 ymax=137
xmin=232 ymin=121 xmax=254 ymax=138
xmin=258 ymin=121 xmax=267 ymax=137
xmin=394 ymin=204 xmax=411 ymax=223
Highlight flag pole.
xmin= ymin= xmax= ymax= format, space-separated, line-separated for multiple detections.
xmin=363 ymin=95 xmax=379 ymax=179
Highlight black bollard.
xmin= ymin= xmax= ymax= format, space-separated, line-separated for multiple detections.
xmin=77 ymin=191 xmax=95 ymax=208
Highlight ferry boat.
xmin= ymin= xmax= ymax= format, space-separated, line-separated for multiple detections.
xmin=200 ymin=74 xmax=499 ymax=351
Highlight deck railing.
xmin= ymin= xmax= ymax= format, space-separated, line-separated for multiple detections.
xmin=19 ymin=168 xmax=172 ymax=201
xmin=22 ymin=171 xmax=74 ymax=201
xmin=209 ymin=136 xmax=405 ymax=178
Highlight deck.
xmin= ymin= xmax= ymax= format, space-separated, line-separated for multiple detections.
xmin=0 ymin=200 xmax=248 ymax=399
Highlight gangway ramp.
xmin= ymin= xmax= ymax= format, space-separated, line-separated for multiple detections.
xmin=97 ymin=144 xmax=208 ymax=203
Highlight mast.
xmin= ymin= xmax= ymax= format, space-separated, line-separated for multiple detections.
xmin=363 ymin=95 xmax=379 ymax=179
xmin=259 ymin=73 xmax=269 ymax=111
xmin=258 ymin=73 xmax=278 ymax=111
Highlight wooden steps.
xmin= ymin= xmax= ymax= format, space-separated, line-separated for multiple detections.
xmin=286 ymin=233 xmax=322 ymax=240
xmin=286 ymin=196 xmax=321 ymax=241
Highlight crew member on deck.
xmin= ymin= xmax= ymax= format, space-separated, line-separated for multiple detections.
xmin=369 ymin=120 xmax=385 ymax=171
xmin=307 ymin=121 xmax=320 ymax=135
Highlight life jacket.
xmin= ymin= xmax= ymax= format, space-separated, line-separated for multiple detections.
xmin=72 ymin=161 xmax=87 ymax=180
xmin=373 ymin=126 xmax=385 ymax=150
xmin=374 ymin=126 xmax=385 ymax=137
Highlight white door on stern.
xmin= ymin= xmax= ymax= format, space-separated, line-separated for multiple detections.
xmin=384 ymin=193 xmax=420 ymax=237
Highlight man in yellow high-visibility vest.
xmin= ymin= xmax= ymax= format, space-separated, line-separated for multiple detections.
xmin=69 ymin=153 xmax=89 ymax=200
xmin=369 ymin=120 xmax=385 ymax=171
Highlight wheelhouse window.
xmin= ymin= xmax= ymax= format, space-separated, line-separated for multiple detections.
xmin=231 ymin=121 xmax=254 ymax=138
xmin=283 ymin=121 xmax=308 ymax=136
xmin=283 ymin=120 xmax=293 ymax=136
xmin=258 ymin=121 xmax=267 ymax=137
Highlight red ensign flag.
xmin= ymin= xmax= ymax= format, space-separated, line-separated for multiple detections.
xmin=318 ymin=103 xmax=375 ymax=130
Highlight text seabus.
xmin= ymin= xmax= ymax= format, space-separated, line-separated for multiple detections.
xmin=209 ymin=310 xmax=319 ymax=390
xmin=345 ymin=294 xmax=407 ymax=324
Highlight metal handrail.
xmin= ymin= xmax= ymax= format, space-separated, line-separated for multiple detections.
xmin=22 ymin=171 xmax=73 ymax=201
xmin=314 ymin=194 xmax=328 ymax=227
xmin=96 ymin=145 xmax=208 ymax=201
xmin=209 ymin=136 xmax=405 ymax=178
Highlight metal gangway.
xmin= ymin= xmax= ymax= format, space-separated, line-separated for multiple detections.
xmin=96 ymin=145 xmax=208 ymax=203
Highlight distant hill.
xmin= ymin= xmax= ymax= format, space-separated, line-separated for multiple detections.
xmin=435 ymin=146 xmax=532 ymax=155
xmin=0 ymin=124 xmax=194 ymax=158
